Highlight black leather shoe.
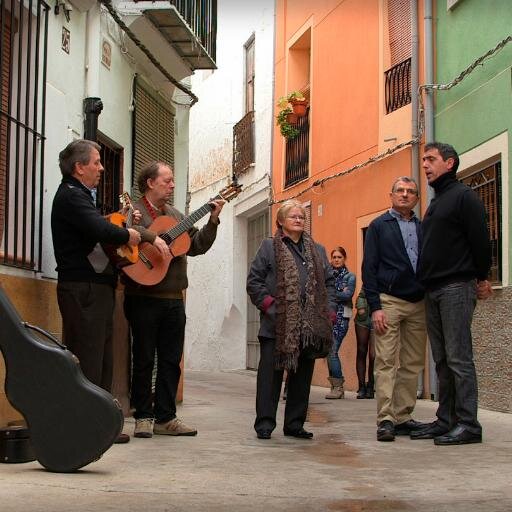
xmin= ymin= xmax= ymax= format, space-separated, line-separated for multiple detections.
xmin=283 ymin=428 xmax=313 ymax=439
xmin=434 ymin=425 xmax=482 ymax=445
xmin=376 ymin=420 xmax=395 ymax=442
xmin=394 ymin=419 xmax=430 ymax=436
xmin=410 ymin=422 xmax=449 ymax=440
xmin=256 ymin=429 xmax=272 ymax=440
xmin=356 ymin=385 xmax=366 ymax=399
xmin=114 ymin=433 xmax=130 ymax=444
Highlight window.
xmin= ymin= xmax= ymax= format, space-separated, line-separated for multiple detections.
xmin=460 ymin=162 xmax=501 ymax=283
xmin=97 ymin=135 xmax=123 ymax=216
xmin=0 ymin=0 xmax=49 ymax=270
xmin=244 ymin=34 xmax=255 ymax=114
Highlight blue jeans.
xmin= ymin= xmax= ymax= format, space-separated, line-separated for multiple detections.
xmin=425 ymin=280 xmax=481 ymax=434
xmin=328 ymin=317 xmax=350 ymax=379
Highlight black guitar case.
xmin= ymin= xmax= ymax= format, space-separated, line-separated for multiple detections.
xmin=0 ymin=287 xmax=123 ymax=472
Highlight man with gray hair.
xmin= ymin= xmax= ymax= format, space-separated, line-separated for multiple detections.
xmin=51 ymin=139 xmax=141 ymax=443
xmin=362 ymin=177 xmax=428 ymax=442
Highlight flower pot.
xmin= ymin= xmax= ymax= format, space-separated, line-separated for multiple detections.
xmin=286 ymin=112 xmax=299 ymax=124
xmin=290 ymin=99 xmax=308 ymax=117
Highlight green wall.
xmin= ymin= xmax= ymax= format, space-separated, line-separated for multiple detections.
xmin=435 ymin=0 xmax=512 ymax=267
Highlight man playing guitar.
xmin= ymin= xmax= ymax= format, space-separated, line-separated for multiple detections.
xmin=123 ymin=161 xmax=224 ymax=438
xmin=51 ymin=139 xmax=141 ymax=444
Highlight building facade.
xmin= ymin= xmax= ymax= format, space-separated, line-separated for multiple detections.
xmin=185 ymin=0 xmax=274 ymax=371
xmin=0 ymin=0 xmax=217 ymax=423
xmin=271 ymin=0 xmax=427 ymax=391
xmin=433 ymin=0 xmax=512 ymax=412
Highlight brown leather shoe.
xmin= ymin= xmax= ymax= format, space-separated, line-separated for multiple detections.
xmin=114 ymin=433 xmax=130 ymax=444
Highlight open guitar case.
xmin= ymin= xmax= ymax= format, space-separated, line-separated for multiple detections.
xmin=0 ymin=286 xmax=123 ymax=472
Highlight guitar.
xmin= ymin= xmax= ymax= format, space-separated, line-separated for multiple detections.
xmin=105 ymin=192 xmax=139 ymax=268
xmin=0 ymin=287 xmax=123 ymax=472
xmin=122 ymin=181 xmax=242 ymax=286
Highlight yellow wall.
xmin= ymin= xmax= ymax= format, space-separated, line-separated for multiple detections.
xmin=0 ymin=274 xmax=61 ymax=426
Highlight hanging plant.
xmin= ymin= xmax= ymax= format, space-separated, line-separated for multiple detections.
xmin=276 ymin=91 xmax=308 ymax=140
xmin=276 ymin=106 xmax=300 ymax=139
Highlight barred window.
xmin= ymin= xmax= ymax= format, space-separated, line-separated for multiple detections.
xmin=460 ymin=162 xmax=501 ymax=283
xmin=0 ymin=0 xmax=49 ymax=270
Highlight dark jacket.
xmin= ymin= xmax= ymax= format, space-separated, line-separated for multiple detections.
xmin=418 ymin=171 xmax=491 ymax=290
xmin=246 ymin=236 xmax=336 ymax=339
xmin=362 ymin=211 xmax=424 ymax=313
xmin=51 ymin=176 xmax=129 ymax=286
xmin=333 ymin=267 xmax=356 ymax=316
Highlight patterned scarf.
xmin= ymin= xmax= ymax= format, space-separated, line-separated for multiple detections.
xmin=273 ymin=229 xmax=332 ymax=371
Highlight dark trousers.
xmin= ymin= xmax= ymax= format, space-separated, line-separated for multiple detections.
xmin=57 ymin=281 xmax=115 ymax=392
xmin=255 ymin=336 xmax=315 ymax=433
xmin=425 ymin=280 xmax=481 ymax=434
xmin=124 ymin=295 xmax=186 ymax=423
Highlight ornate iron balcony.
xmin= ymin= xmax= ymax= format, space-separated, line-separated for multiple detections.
xmin=233 ymin=111 xmax=255 ymax=177
xmin=285 ymin=109 xmax=309 ymax=188
xmin=384 ymin=58 xmax=411 ymax=114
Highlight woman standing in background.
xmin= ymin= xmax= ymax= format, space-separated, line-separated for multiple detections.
xmin=354 ymin=289 xmax=375 ymax=399
xmin=325 ymin=247 xmax=356 ymax=399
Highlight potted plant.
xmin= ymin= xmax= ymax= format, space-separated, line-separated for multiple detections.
xmin=287 ymin=90 xmax=308 ymax=117
xmin=276 ymin=91 xmax=308 ymax=140
xmin=276 ymin=98 xmax=300 ymax=140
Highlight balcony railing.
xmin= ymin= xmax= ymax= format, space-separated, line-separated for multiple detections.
xmin=384 ymin=57 xmax=411 ymax=114
xmin=232 ymin=111 xmax=254 ymax=177
xmin=134 ymin=0 xmax=217 ymax=69
xmin=170 ymin=0 xmax=216 ymax=62
xmin=284 ymin=109 xmax=309 ymax=188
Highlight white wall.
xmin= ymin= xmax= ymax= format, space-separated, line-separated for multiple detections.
xmin=185 ymin=0 xmax=274 ymax=370
xmin=40 ymin=4 xmax=190 ymax=278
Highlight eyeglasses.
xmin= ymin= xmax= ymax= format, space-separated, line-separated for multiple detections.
xmin=393 ymin=187 xmax=418 ymax=195
xmin=286 ymin=215 xmax=305 ymax=221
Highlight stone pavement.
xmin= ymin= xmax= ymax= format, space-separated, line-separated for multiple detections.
xmin=1 ymin=370 xmax=511 ymax=511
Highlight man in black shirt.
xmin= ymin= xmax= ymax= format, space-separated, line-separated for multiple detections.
xmin=51 ymin=139 xmax=140 ymax=443
xmin=414 ymin=142 xmax=492 ymax=445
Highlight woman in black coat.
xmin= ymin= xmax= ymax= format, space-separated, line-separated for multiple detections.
xmin=246 ymin=199 xmax=336 ymax=440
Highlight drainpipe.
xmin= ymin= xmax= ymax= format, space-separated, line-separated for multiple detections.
xmin=83 ymin=97 xmax=104 ymax=141
xmin=84 ymin=4 xmax=102 ymax=140
xmin=411 ymin=0 xmax=419 ymax=188
xmin=424 ymin=0 xmax=438 ymax=401
xmin=268 ymin=0 xmax=277 ymax=234
xmin=424 ymin=0 xmax=435 ymax=149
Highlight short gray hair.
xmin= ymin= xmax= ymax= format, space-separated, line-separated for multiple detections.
xmin=59 ymin=139 xmax=101 ymax=177
xmin=391 ymin=176 xmax=419 ymax=194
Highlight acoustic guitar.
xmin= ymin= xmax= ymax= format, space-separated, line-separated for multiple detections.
xmin=122 ymin=181 xmax=242 ymax=286
xmin=0 ymin=287 xmax=123 ymax=472
xmin=104 ymin=192 xmax=139 ymax=268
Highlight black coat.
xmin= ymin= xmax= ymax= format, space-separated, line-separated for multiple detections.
xmin=362 ymin=211 xmax=424 ymax=313
xmin=246 ymin=236 xmax=336 ymax=339
xmin=418 ymin=172 xmax=491 ymax=290
xmin=51 ymin=176 xmax=129 ymax=285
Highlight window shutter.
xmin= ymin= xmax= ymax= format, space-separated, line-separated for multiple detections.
xmin=387 ymin=0 xmax=411 ymax=66
xmin=132 ymin=79 xmax=175 ymax=203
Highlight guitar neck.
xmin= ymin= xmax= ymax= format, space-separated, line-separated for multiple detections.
xmin=160 ymin=202 xmax=214 ymax=244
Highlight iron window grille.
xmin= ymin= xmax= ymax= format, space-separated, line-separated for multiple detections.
xmin=284 ymin=107 xmax=309 ymax=188
xmin=460 ymin=162 xmax=501 ymax=284
xmin=0 ymin=0 xmax=49 ymax=271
